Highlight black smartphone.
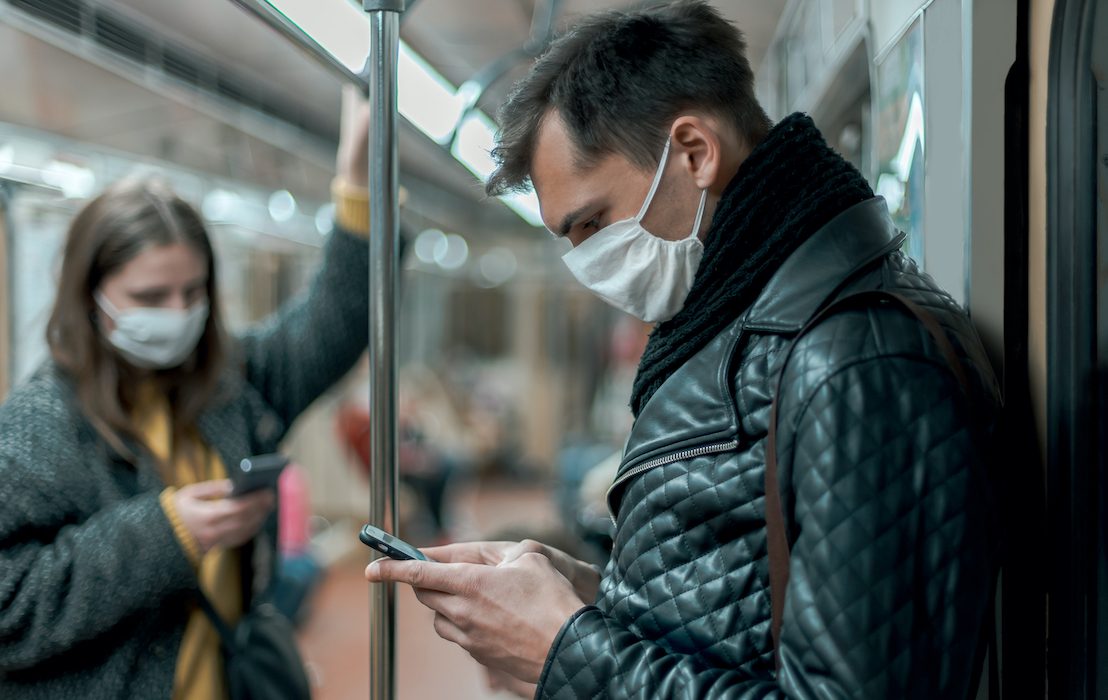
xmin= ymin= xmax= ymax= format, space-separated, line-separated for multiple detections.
xmin=229 ymin=454 xmax=289 ymax=496
xmin=359 ymin=524 xmax=430 ymax=561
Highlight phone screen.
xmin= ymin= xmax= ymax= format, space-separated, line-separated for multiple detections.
xmin=359 ymin=524 xmax=430 ymax=561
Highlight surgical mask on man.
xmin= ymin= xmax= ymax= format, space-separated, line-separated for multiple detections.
xmin=95 ymin=291 xmax=209 ymax=370
xmin=561 ymin=137 xmax=708 ymax=323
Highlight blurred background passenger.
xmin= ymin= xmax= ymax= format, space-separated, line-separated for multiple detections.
xmin=0 ymin=88 xmax=372 ymax=699
xmin=336 ymin=363 xmax=471 ymax=543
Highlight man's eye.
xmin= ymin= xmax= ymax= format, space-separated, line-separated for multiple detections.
xmin=582 ymin=217 xmax=601 ymax=231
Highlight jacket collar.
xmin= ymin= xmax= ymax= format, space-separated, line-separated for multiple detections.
xmin=743 ymin=197 xmax=904 ymax=333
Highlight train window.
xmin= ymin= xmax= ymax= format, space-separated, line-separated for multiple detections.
xmin=7 ymin=188 xmax=71 ymax=387
xmin=830 ymin=0 xmax=858 ymax=42
xmin=0 ymin=187 xmax=10 ymax=397
xmin=447 ymin=285 xmax=509 ymax=358
xmin=874 ymin=18 xmax=925 ymax=266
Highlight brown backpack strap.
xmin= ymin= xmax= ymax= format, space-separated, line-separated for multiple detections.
xmin=765 ymin=290 xmax=972 ymax=669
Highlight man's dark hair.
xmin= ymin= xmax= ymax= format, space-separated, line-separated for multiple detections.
xmin=486 ymin=0 xmax=772 ymax=196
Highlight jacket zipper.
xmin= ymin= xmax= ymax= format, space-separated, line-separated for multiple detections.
xmin=606 ymin=439 xmax=740 ymax=525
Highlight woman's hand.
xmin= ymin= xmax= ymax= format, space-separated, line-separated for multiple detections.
xmin=173 ymin=480 xmax=275 ymax=553
xmin=336 ymin=84 xmax=371 ymax=188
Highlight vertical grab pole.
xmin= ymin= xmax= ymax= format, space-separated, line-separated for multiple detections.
xmin=364 ymin=2 xmax=403 ymax=699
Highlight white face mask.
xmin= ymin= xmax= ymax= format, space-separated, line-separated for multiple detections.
xmin=561 ymin=137 xmax=708 ymax=323
xmin=95 ymin=292 xmax=209 ymax=370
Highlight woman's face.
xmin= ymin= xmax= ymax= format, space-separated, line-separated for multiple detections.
xmin=96 ymin=242 xmax=208 ymax=331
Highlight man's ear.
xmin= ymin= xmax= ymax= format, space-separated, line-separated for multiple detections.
xmin=669 ymin=115 xmax=722 ymax=190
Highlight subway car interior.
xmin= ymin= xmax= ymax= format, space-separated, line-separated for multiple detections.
xmin=0 ymin=0 xmax=1104 ymax=698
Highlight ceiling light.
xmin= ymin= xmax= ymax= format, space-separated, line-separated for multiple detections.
xmin=264 ymin=0 xmax=542 ymax=227
xmin=479 ymin=247 xmax=518 ymax=286
xmin=414 ymin=228 xmax=446 ymax=264
xmin=398 ymin=43 xmax=467 ymax=143
xmin=263 ymin=0 xmax=369 ymax=72
xmin=502 ymin=191 xmax=545 ymax=228
xmin=0 ymin=144 xmax=13 ymax=173
xmin=434 ymin=233 xmax=469 ymax=270
xmin=315 ymin=203 xmax=335 ymax=234
xmin=42 ymin=160 xmax=96 ymax=199
xmin=268 ymin=190 xmax=297 ymax=222
xmin=203 ymin=189 xmax=241 ymax=221
xmin=451 ymin=112 xmax=497 ymax=180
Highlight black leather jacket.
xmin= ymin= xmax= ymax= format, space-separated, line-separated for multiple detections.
xmin=536 ymin=198 xmax=1000 ymax=699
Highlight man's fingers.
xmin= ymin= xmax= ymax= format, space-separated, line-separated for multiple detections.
xmin=432 ymin=612 xmax=466 ymax=646
xmin=500 ymin=539 xmax=548 ymax=565
xmin=421 ymin=541 xmax=514 ymax=565
xmin=419 ymin=543 xmax=485 ymax=564
xmin=412 ymin=588 xmax=460 ymax=618
xmin=365 ymin=559 xmax=469 ymax=593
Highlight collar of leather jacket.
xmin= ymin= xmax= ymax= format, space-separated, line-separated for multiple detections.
xmin=744 ymin=196 xmax=905 ymax=332
xmin=616 ymin=196 xmax=905 ymax=481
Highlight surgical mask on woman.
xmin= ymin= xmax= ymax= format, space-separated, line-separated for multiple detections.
xmin=95 ymin=291 xmax=209 ymax=370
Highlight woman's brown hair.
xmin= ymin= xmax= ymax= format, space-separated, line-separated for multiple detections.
xmin=46 ymin=178 xmax=226 ymax=468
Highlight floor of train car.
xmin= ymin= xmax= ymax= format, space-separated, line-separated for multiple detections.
xmin=297 ymin=479 xmax=564 ymax=700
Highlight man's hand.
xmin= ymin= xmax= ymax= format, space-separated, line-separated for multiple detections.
xmin=336 ymin=84 xmax=371 ymax=188
xmin=484 ymin=666 xmax=538 ymax=699
xmin=423 ymin=539 xmax=602 ymax=603
xmin=173 ymin=480 xmax=274 ymax=554
xmin=366 ymin=547 xmax=588 ymax=683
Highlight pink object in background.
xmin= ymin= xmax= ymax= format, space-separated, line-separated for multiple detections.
xmin=278 ymin=463 xmax=312 ymax=555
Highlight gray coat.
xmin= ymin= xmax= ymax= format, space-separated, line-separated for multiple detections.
xmin=0 ymin=228 xmax=369 ymax=698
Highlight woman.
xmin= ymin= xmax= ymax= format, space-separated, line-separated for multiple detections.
xmin=0 ymin=89 xmax=373 ymax=699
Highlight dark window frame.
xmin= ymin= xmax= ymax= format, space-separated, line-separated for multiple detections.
xmin=1046 ymin=0 xmax=1107 ymax=697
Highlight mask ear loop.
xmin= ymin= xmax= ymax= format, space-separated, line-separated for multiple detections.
xmin=94 ymin=291 xmax=121 ymax=321
xmin=635 ymin=138 xmax=672 ymax=222
xmin=688 ymin=189 xmax=708 ymax=240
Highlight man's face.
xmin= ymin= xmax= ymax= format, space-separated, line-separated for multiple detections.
xmin=531 ymin=114 xmax=707 ymax=248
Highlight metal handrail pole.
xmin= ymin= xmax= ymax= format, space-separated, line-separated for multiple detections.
xmin=228 ymin=0 xmax=369 ymax=90
xmin=225 ymin=1 xmax=403 ymax=696
xmin=364 ymin=2 xmax=404 ymax=700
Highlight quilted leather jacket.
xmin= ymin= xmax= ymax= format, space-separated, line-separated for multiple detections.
xmin=536 ymin=198 xmax=1000 ymax=699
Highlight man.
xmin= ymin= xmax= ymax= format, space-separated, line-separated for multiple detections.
xmin=367 ymin=2 xmax=1000 ymax=697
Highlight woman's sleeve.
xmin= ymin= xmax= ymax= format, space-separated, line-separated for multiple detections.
xmin=237 ymin=179 xmax=371 ymax=427
xmin=0 ymin=413 xmax=196 ymax=671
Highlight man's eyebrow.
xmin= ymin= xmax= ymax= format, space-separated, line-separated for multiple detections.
xmin=558 ymin=204 xmax=593 ymax=237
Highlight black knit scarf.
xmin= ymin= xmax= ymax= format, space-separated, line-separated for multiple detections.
xmin=630 ymin=113 xmax=874 ymax=417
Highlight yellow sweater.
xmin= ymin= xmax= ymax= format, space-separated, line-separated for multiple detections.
xmin=148 ymin=179 xmax=370 ymax=698
xmin=144 ymin=388 xmax=241 ymax=700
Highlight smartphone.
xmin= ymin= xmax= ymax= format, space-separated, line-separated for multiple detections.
xmin=229 ymin=453 xmax=289 ymax=496
xmin=359 ymin=524 xmax=430 ymax=561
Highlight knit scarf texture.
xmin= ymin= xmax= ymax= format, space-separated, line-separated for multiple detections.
xmin=630 ymin=113 xmax=874 ymax=417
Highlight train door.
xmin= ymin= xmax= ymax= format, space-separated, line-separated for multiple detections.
xmin=1092 ymin=0 xmax=1108 ymax=693
xmin=1046 ymin=0 xmax=1108 ymax=696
